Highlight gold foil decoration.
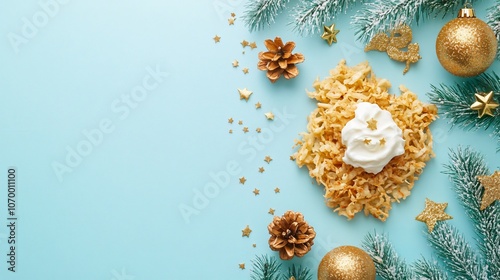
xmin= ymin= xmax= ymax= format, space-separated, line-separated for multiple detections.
xmin=321 ymin=23 xmax=340 ymax=45
xmin=415 ymin=198 xmax=453 ymax=232
xmin=477 ymin=171 xmax=500 ymax=210
xmin=470 ymin=91 xmax=499 ymax=118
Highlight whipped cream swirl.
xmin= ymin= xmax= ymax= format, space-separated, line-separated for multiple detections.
xmin=341 ymin=102 xmax=405 ymax=174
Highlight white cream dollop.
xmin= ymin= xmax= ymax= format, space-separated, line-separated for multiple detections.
xmin=341 ymin=102 xmax=405 ymax=174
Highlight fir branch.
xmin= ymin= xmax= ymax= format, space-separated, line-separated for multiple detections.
xmin=427 ymin=222 xmax=488 ymax=280
xmin=444 ymin=147 xmax=500 ymax=279
xmin=487 ymin=1 xmax=500 ymax=60
xmin=282 ymin=264 xmax=313 ymax=280
xmin=250 ymin=255 xmax=282 ymax=280
xmin=413 ymin=258 xmax=449 ymax=280
xmin=291 ymin=0 xmax=360 ymax=36
xmin=362 ymin=232 xmax=415 ymax=280
xmin=243 ymin=0 xmax=290 ymax=32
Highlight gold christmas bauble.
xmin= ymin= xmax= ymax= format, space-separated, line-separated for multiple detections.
xmin=436 ymin=6 xmax=497 ymax=77
xmin=318 ymin=246 xmax=376 ymax=280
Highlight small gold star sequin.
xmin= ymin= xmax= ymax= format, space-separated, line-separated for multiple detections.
xmin=252 ymin=244 xmax=256 ymax=248
xmin=228 ymin=118 xmax=234 ymax=124
xmin=232 ymin=60 xmax=239 ymax=67
xmin=242 ymin=68 xmax=249 ymax=74
xmin=238 ymin=120 xmax=243 ymax=125
xmin=321 ymin=23 xmax=340 ymax=45
xmin=380 ymin=138 xmax=386 ymax=146
xmin=367 ymin=118 xmax=378 ymax=130
xmin=256 ymin=128 xmax=261 ymax=133
xmin=243 ymin=127 xmax=249 ymax=133
xmin=255 ymin=102 xmax=262 ymax=109
xmin=415 ymin=198 xmax=453 ymax=232
xmin=238 ymin=88 xmax=253 ymax=101
xmin=477 ymin=171 xmax=500 ymax=210
xmin=239 ymin=177 xmax=246 ymax=184
xmin=265 ymin=112 xmax=274 ymax=120
xmin=268 ymin=208 xmax=275 ymax=215
xmin=213 ymin=35 xmax=221 ymax=43
xmin=253 ymin=188 xmax=260 ymax=195
xmin=249 ymin=42 xmax=257 ymax=49
xmin=363 ymin=138 xmax=372 ymax=145
xmin=274 ymin=187 xmax=280 ymax=193
xmin=470 ymin=91 xmax=499 ymax=118
xmin=242 ymin=225 xmax=252 ymax=237
xmin=228 ymin=17 xmax=235 ymax=25
xmin=258 ymin=167 xmax=265 ymax=173
xmin=229 ymin=129 xmax=233 ymax=134
xmin=264 ymin=155 xmax=272 ymax=163
xmin=241 ymin=40 xmax=249 ymax=47
xmin=239 ymin=263 xmax=245 ymax=269
xmin=231 ymin=12 xmax=236 ymax=17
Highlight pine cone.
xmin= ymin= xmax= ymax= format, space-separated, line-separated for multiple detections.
xmin=268 ymin=210 xmax=316 ymax=260
xmin=258 ymin=37 xmax=305 ymax=83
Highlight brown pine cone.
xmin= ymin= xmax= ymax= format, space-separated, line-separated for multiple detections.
xmin=268 ymin=210 xmax=316 ymax=260
xmin=257 ymin=37 xmax=305 ymax=83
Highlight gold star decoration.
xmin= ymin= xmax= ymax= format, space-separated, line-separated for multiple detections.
xmin=255 ymin=102 xmax=262 ymax=109
xmin=231 ymin=12 xmax=236 ymax=17
xmin=243 ymin=127 xmax=249 ymax=133
xmin=239 ymin=177 xmax=246 ymax=185
xmin=477 ymin=171 xmax=500 ymax=210
xmin=363 ymin=138 xmax=372 ymax=145
xmin=265 ymin=112 xmax=274 ymax=120
xmin=232 ymin=60 xmax=239 ymax=67
xmin=242 ymin=68 xmax=249 ymax=74
xmin=238 ymin=88 xmax=253 ymax=101
xmin=274 ymin=187 xmax=280 ymax=193
xmin=264 ymin=155 xmax=273 ymax=163
xmin=380 ymin=138 xmax=386 ymax=146
xmin=228 ymin=118 xmax=233 ymax=124
xmin=367 ymin=118 xmax=378 ymax=130
xmin=213 ymin=35 xmax=221 ymax=43
xmin=268 ymin=208 xmax=275 ymax=215
xmin=256 ymin=128 xmax=261 ymax=133
xmin=239 ymin=263 xmax=245 ymax=270
xmin=253 ymin=188 xmax=260 ymax=196
xmin=249 ymin=42 xmax=257 ymax=49
xmin=470 ymin=91 xmax=499 ymax=118
xmin=241 ymin=40 xmax=249 ymax=47
xmin=321 ymin=23 xmax=340 ymax=46
xmin=242 ymin=225 xmax=252 ymax=237
xmin=238 ymin=120 xmax=243 ymax=125
xmin=229 ymin=129 xmax=233 ymax=134
xmin=228 ymin=17 xmax=235 ymax=25
xmin=258 ymin=167 xmax=265 ymax=173
xmin=415 ymin=198 xmax=453 ymax=232
xmin=252 ymin=244 xmax=256 ymax=248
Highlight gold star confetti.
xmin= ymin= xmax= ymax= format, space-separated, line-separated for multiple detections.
xmin=252 ymin=244 xmax=256 ymax=248
xmin=249 ymin=42 xmax=257 ymax=49
xmin=241 ymin=40 xmax=249 ymax=47
xmin=228 ymin=17 xmax=235 ymax=25
xmin=268 ymin=208 xmax=275 ymax=215
xmin=321 ymin=23 xmax=340 ymax=45
xmin=243 ymin=127 xmax=249 ymax=133
xmin=470 ymin=91 xmax=499 ymax=118
xmin=239 ymin=263 xmax=245 ymax=270
xmin=367 ymin=118 xmax=378 ymax=130
xmin=264 ymin=155 xmax=273 ymax=164
xmin=255 ymin=102 xmax=262 ymax=109
xmin=213 ymin=35 xmax=221 ymax=43
xmin=242 ymin=68 xmax=249 ymax=74
xmin=239 ymin=177 xmax=246 ymax=184
xmin=231 ymin=12 xmax=236 ymax=17
xmin=258 ymin=167 xmax=265 ymax=173
xmin=232 ymin=60 xmax=239 ymax=67
xmin=477 ymin=171 xmax=500 ymax=210
xmin=380 ymin=138 xmax=386 ymax=146
xmin=256 ymin=128 xmax=261 ymax=133
xmin=242 ymin=225 xmax=252 ymax=237
xmin=415 ymin=198 xmax=453 ymax=232
xmin=229 ymin=129 xmax=233 ymax=134
xmin=228 ymin=118 xmax=233 ymax=124
xmin=238 ymin=88 xmax=253 ymax=101
xmin=238 ymin=120 xmax=243 ymax=125
xmin=363 ymin=138 xmax=372 ymax=145
xmin=253 ymin=188 xmax=260 ymax=195
xmin=265 ymin=112 xmax=274 ymax=120
xmin=274 ymin=187 xmax=280 ymax=193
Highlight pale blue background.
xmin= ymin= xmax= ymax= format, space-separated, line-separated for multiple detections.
xmin=0 ymin=0 xmax=499 ymax=279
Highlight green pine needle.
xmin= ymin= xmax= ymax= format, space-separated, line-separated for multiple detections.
xmin=250 ymin=255 xmax=282 ymax=280
xmin=243 ymin=0 xmax=290 ymax=32
xmin=487 ymin=1 xmax=500 ymax=60
xmin=282 ymin=264 xmax=313 ymax=280
xmin=413 ymin=258 xmax=448 ymax=280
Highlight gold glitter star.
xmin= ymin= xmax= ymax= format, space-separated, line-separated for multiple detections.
xmin=415 ymin=198 xmax=453 ymax=232
xmin=258 ymin=167 xmax=265 ymax=173
xmin=242 ymin=68 xmax=249 ymax=74
xmin=242 ymin=225 xmax=252 ymax=237
xmin=232 ymin=60 xmax=239 ymax=67
xmin=241 ymin=40 xmax=249 ymax=47
xmin=470 ymin=91 xmax=499 ymax=118
xmin=239 ymin=177 xmax=246 ymax=185
xmin=255 ymin=102 xmax=261 ymax=109
xmin=253 ymin=188 xmax=260 ymax=195
xmin=274 ymin=187 xmax=280 ymax=193
xmin=264 ymin=155 xmax=272 ymax=164
xmin=363 ymin=138 xmax=372 ymax=145
xmin=213 ymin=35 xmax=221 ymax=43
xmin=321 ymin=23 xmax=340 ymax=45
xmin=477 ymin=171 xmax=500 ymax=210
xmin=367 ymin=118 xmax=378 ymax=130
xmin=256 ymin=128 xmax=261 ymax=133
xmin=252 ymin=243 xmax=256 ymax=248
xmin=265 ymin=112 xmax=274 ymax=120
xmin=380 ymin=138 xmax=386 ymax=146
xmin=239 ymin=263 xmax=245 ymax=269
xmin=228 ymin=117 xmax=233 ymax=124
xmin=268 ymin=208 xmax=275 ymax=215
xmin=229 ymin=129 xmax=233 ymax=134
xmin=243 ymin=126 xmax=249 ymax=133
xmin=231 ymin=12 xmax=236 ymax=17
xmin=238 ymin=120 xmax=243 ymax=125
xmin=238 ymin=88 xmax=253 ymax=101
xmin=228 ymin=17 xmax=235 ymax=25
xmin=249 ymin=42 xmax=257 ymax=49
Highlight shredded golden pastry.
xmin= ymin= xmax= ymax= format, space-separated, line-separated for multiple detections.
xmin=293 ymin=60 xmax=437 ymax=221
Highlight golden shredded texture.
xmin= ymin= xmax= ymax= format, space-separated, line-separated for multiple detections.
xmin=293 ymin=60 xmax=437 ymax=221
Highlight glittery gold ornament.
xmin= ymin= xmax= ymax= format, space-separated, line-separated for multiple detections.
xmin=477 ymin=171 xmax=500 ymax=210
xmin=321 ymin=23 xmax=340 ymax=45
xmin=318 ymin=246 xmax=376 ymax=280
xmin=436 ymin=4 xmax=497 ymax=77
xmin=415 ymin=198 xmax=453 ymax=233
xmin=470 ymin=91 xmax=499 ymax=118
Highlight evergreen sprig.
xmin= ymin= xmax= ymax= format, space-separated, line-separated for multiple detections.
xmin=413 ymin=258 xmax=448 ymax=280
xmin=243 ymin=0 xmax=290 ymax=32
xmin=427 ymin=72 xmax=500 ymax=151
xmin=487 ymin=0 xmax=500 ymax=60
xmin=249 ymin=255 xmax=313 ymax=280
xmin=283 ymin=264 xmax=313 ymax=280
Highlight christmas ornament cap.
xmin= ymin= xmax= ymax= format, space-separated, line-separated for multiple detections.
xmin=457 ymin=4 xmax=475 ymax=18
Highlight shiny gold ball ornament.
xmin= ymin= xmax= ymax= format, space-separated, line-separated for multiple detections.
xmin=318 ymin=246 xmax=376 ymax=280
xmin=436 ymin=5 xmax=497 ymax=77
